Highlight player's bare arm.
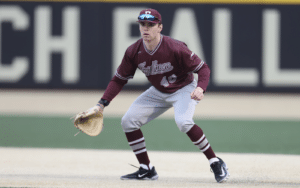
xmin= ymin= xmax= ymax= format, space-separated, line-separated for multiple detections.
xmin=190 ymin=87 xmax=204 ymax=101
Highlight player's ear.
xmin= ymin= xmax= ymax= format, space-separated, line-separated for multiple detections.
xmin=158 ymin=23 xmax=163 ymax=32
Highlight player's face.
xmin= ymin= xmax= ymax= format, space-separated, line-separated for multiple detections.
xmin=139 ymin=22 xmax=162 ymax=41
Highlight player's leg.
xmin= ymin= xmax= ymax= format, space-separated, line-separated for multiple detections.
xmin=186 ymin=124 xmax=229 ymax=183
xmin=168 ymin=80 xmax=229 ymax=183
xmin=167 ymin=81 xmax=217 ymax=159
xmin=120 ymin=86 xmax=171 ymax=180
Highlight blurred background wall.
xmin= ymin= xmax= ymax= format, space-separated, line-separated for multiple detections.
xmin=1 ymin=0 xmax=300 ymax=92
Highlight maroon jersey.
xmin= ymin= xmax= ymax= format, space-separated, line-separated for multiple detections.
xmin=102 ymin=35 xmax=210 ymax=102
xmin=116 ymin=35 xmax=205 ymax=93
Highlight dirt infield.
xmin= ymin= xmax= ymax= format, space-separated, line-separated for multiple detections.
xmin=0 ymin=90 xmax=300 ymax=187
xmin=1 ymin=147 xmax=300 ymax=188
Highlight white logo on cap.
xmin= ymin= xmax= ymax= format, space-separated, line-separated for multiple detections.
xmin=145 ymin=11 xmax=151 ymax=14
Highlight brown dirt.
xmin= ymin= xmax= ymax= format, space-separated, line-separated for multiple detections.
xmin=0 ymin=148 xmax=299 ymax=188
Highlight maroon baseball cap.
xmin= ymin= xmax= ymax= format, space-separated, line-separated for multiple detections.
xmin=137 ymin=8 xmax=162 ymax=24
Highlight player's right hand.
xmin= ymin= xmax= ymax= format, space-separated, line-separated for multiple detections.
xmin=190 ymin=87 xmax=204 ymax=101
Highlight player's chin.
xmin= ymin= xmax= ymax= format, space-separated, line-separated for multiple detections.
xmin=142 ymin=35 xmax=150 ymax=40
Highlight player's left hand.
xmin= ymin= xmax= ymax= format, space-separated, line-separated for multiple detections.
xmin=190 ymin=87 xmax=204 ymax=101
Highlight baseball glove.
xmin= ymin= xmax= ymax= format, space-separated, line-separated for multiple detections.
xmin=73 ymin=105 xmax=104 ymax=136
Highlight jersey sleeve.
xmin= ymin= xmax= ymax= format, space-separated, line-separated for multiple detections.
xmin=101 ymin=75 xmax=128 ymax=102
xmin=178 ymin=43 xmax=210 ymax=91
xmin=179 ymin=44 xmax=203 ymax=73
xmin=101 ymin=48 xmax=137 ymax=102
xmin=115 ymin=49 xmax=137 ymax=81
xmin=195 ymin=63 xmax=210 ymax=92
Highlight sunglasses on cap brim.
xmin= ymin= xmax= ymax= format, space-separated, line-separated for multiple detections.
xmin=138 ymin=14 xmax=158 ymax=21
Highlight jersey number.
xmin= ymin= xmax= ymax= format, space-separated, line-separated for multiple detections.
xmin=160 ymin=74 xmax=177 ymax=87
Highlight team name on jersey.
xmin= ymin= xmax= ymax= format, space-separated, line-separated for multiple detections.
xmin=138 ymin=60 xmax=174 ymax=76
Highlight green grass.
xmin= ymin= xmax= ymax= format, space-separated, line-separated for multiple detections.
xmin=0 ymin=115 xmax=299 ymax=154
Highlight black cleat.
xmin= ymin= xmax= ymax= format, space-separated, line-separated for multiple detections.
xmin=120 ymin=166 xmax=159 ymax=180
xmin=210 ymin=157 xmax=230 ymax=183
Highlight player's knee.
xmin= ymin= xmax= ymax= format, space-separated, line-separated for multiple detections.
xmin=175 ymin=118 xmax=194 ymax=133
xmin=121 ymin=114 xmax=141 ymax=132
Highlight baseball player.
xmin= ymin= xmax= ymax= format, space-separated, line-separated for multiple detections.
xmin=96 ymin=8 xmax=229 ymax=183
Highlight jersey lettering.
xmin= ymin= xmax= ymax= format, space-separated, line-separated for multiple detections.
xmin=160 ymin=74 xmax=178 ymax=87
xmin=168 ymin=74 xmax=177 ymax=83
xmin=160 ymin=76 xmax=169 ymax=87
xmin=138 ymin=60 xmax=174 ymax=76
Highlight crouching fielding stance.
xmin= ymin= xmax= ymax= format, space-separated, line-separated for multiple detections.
xmin=94 ymin=8 xmax=229 ymax=183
